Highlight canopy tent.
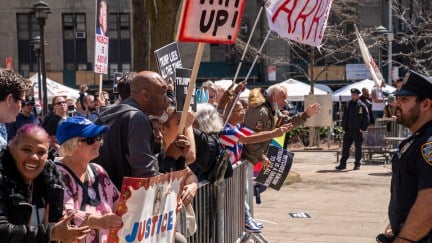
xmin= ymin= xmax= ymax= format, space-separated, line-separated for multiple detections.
xmin=29 ymin=74 xmax=79 ymax=104
xmin=333 ymin=79 xmax=396 ymax=102
xmin=315 ymin=84 xmax=333 ymax=94
xmin=214 ymin=79 xmax=250 ymax=99
xmin=280 ymin=79 xmax=328 ymax=101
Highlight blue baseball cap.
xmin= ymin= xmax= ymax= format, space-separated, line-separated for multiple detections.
xmin=56 ymin=116 xmax=109 ymax=145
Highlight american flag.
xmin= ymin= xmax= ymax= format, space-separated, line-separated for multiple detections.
xmin=219 ymin=124 xmax=254 ymax=164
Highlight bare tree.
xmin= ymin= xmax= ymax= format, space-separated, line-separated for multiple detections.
xmin=391 ymin=0 xmax=432 ymax=75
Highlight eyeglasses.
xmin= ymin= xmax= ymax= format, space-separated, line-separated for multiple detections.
xmin=80 ymin=134 xmax=103 ymax=145
xmin=55 ymin=101 xmax=67 ymax=106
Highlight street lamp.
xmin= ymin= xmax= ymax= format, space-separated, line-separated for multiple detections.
xmin=375 ymin=25 xmax=393 ymax=84
xmin=31 ymin=36 xmax=42 ymax=108
xmin=32 ymin=1 xmax=51 ymax=116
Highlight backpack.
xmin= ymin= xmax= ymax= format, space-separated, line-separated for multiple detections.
xmin=206 ymin=134 xmax=233 ymax=184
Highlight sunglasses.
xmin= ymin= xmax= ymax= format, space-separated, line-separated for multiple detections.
xmin=80 ymin=134 xmax=103 ymax=145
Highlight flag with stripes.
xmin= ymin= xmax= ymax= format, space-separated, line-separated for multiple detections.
xmin=220 ymin=124 xmax=255 ymax=164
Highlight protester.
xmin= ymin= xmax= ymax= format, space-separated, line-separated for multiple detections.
xmin=97 ymin=70 xmax=192 ymax=189
xmin=360 ymin=87 xmax=375 ymax=125
xmin=43 ymin=95 xmax=68 ymax=160
xmin=378 ymin=71 xmax=432 ymax=243
xmin=383 ymin=94 xmax=396 ymax=119
xmin=335 ymin=88 xmax=369 ymax=170
xmin=67 ymin=98 xmax=78 ymax=117
xmin=55 ymin=117 xmax=122 ymax=243
xmin=117 ymin=72 xmax=136 ymax=102
xmin=221 ymin=100 xmax=293 ymax=233
xmin=0 ymin=124 xmax=91 ymax=242
xmin=242 ymin=83 xmax=321 ymax=164
xmin=79 ymin=94 xmax=98 ymax=122
xmin=0 ymin=69 xmax=28 ymax=150
xmin=6 ymin=95 xmax=40 ymax=140
xmin=371 ymin=80 xmax=387 ymax=120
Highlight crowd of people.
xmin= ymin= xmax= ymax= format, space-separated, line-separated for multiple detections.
xmin=1 ymin=67 xmax=432 ymax=242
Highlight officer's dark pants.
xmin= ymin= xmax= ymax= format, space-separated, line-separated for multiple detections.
xmin=339 ymin=130 xmax=363 ymax=166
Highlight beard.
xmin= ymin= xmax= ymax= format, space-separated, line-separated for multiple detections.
xmin=395 ymin=104 xmax=420 ymax=128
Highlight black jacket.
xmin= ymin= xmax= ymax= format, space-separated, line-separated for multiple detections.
xmin=0 ymin=150 xmax=64 ymax=243
xmin=342 ymin=99 xmax=369 ymax=133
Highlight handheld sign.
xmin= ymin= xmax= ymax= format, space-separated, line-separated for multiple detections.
xmin=108 ymin=170 xmax=187 ymax=243
xmin=177 ymin=0 xmax=247 ymax=44
xmin=175 ymin=68 xmax=196 ymax=112
xmin=154 ymin=42 xmax=183 ymax=83
xmin=256 ymin=145 xmax=294 ymax=190
xmin=265 ymin=0 xmax=333 ymax=47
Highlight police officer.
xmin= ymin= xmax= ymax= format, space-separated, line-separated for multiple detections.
xmin=378 ymin=70 xmax=432 ymax=243
xmin=336 ymin=88 xmax=369 ymax=170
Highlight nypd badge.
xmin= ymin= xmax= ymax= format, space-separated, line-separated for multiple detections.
xmin=421 ymin=142 xmax=432 ymax=166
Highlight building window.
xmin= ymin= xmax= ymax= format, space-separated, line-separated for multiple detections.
xmin=107 ymin=13 xmax=131 ymax=81
xmin=16 ymin=13 xmax=38 ymax=77
xmin=62 ymin=13 xmax=87 ymax=71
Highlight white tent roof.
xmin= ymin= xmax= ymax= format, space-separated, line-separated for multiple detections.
xmin=214 ymin=79 xmax=250 ymax=99
xmin=333 ymin=79 xmax=396 ymax=102
xmin=29 ymin=74 xmax=79 ymax=104
xmin=280 ymin=79 xmax=328 ymax=101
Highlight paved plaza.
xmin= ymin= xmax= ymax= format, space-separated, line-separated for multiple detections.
xmin=254 ymin=151 xmax=392 ymax=243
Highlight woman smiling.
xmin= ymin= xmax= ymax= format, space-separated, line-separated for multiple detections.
xmin=0 ymin=124 xmax=90 ymax=242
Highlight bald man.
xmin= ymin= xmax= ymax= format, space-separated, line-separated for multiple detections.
xmin=96 ymin=71 xmax=186 ymax=188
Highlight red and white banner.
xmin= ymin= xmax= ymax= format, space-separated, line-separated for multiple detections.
xmin=355 ymin=25 xmax=384 ymax=86
xmin=265 ymin=0 xmax=333 ymax=47
xmin=108 ymin=170 xmax=187 ymax=243
xmin=177 ymin=0 xmax=246 ymax=44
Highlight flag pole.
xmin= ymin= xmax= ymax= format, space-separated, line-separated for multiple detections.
xmin=232 ymin=2 xmax=266 ymax=83
xmin=223 ymin=30 xmax=272 ymax=126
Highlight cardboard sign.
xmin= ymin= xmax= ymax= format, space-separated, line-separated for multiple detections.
xmin=256 ymin=145 xmax=293 ymax=190
xmin=94 ymin=35 xmax=109 ymax=74
xmin=175 ymin=68 xmax=196 ymax=112
xmin=108 ymin=170 xmax=187 ymax=243
xmin=154 ymin=42 xmax=183 ymax=82
xmin=177 ymin=0 xmax=247 ymax=44
xmin=265 ymin=0 xmax=333 ymax=47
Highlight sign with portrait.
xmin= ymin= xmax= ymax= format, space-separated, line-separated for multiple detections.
xmin=154 ymin=42 xmax=183 ymax=83
xmin=108 ymin=170 xmax=187 ymax=243
xmin=177 ymin=0 xmax=247 ymax=44
xmin=175 ymin=68 xmax=196 ymax=112
xmin=94 ymin=0 xmax=109 ymax=74
xmin=256 ymin=145 xmax=294 ymax=190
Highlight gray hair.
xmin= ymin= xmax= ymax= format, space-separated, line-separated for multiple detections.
xmin=58 ymin=137 xmax=81 ymax=157
xmin=195 ymin=103 xmax=223 ymax=134
xmin=267 ymin=83 xmax=287 ymax=97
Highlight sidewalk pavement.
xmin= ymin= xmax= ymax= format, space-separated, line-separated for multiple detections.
xmin=253 ymin=151 xmax=392 ymax=243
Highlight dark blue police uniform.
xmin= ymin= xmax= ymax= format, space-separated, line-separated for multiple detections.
xmin=337 ymin=89 xmax=369 ymax=170
xmin=389 ymin=121 xmax=432 ymax=242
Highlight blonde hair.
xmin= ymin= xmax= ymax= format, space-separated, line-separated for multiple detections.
xmin=58 ymin=137 xmax=81 ymax=157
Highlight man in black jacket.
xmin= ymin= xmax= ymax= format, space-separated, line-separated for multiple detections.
xmin=336 ymin=88 xmax=370 ymax=170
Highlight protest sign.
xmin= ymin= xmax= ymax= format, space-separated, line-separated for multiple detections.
xmin=177 ymin=0 xmax=246 ymax=44
xmin=265 ymin=0 xmax=333 ymax=47
xmin=256 ymin=145 xmax=294 ymax=190
xmin=175 ymin=68 xmax=196 ymax=112
xmin=108 ymin=170 xmax=187 ymax=243
xmin=155 ymin=42 xmax=183 ymax=83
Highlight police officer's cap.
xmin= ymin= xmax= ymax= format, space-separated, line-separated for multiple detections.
xmin=350 ymin=88 xmax=361 ymax=95
xmin=396 ymin=70 xmax=432 ymax=99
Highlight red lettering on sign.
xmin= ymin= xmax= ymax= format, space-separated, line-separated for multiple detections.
xmin=271 ymin=0 xmax=298 ymax=34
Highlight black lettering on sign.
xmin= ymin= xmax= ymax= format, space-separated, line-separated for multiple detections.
xmin=198 ymin=0 xmax=241 ymax=40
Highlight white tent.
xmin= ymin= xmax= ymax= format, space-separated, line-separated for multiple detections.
xmin=214 ymin=79 xmax=250 ymax=99
xmin=333 ymin=79 xmax=396 ymax=102
xmin=315 ymin=83 xmax=333 ymax=94
xmin=280 ymin=78 xmax=328 ymax=101
xmin=29 ymin=74 xmax=80 ymax=104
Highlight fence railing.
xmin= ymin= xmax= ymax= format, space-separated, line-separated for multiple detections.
xmin=180 ymin=161 xmax=247 ymax=243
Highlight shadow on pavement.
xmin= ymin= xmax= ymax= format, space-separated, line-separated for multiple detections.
xmin=369 ymin=172 xmax=392 ymax=177
xmin=316 ymin=169 xmax=350 ymax=173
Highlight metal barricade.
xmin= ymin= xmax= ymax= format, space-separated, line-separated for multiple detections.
xmin=181 ymin=161 xmax=247 ymax=243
